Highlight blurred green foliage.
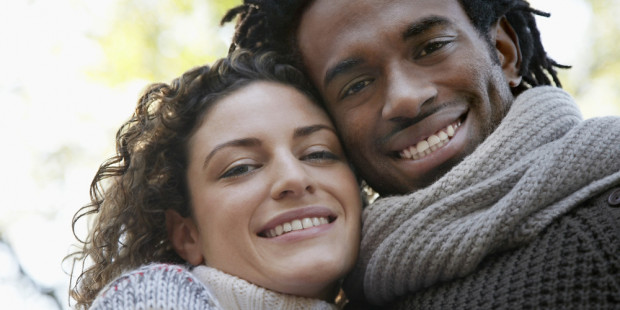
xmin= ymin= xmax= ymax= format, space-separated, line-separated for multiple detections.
xmin=589 ymin=0 xmax=620 ymax=78
xmin=89 ymin=0 xmax=241 ymax=84
xmin=557 ymin=0 xmax=620 ymax=117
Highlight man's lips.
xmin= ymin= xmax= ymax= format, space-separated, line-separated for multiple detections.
xmin=387 ymin=108 xmax=468 ymax=160
xmin=258 ymin=206 xmax=336 ymax=238
xmin=398 ymin=120 xmax=462 ymax=160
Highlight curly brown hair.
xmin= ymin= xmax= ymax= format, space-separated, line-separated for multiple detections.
xmin=66 ymin=50 xmax=321 ymax=309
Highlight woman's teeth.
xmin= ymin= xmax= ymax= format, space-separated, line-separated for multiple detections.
xmin=399 ymin=121 xmax=461 ymax=160
xmin=264 ymin=217 xmax=330 ymax=238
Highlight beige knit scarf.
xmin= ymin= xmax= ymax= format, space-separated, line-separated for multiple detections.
xmin=344 ymin=86 xmax=620 ymax=305
xmin=192 ymin=265 xmax=339 ymax=310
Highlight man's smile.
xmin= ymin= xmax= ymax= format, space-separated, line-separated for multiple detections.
xmin=385 ymin=105 xmax=468 ymax=161
xmin=397 ymin=119 xmax=462 ymax=160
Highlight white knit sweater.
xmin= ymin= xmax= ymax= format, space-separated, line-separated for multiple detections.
xmin=90 ymin=263 xmax=339 ymax=309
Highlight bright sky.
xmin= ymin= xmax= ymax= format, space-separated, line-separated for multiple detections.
xmin=530 ymin=0 xmax=592 ymax=64
xmin=0 ymin=0 xmax=617 ymax=309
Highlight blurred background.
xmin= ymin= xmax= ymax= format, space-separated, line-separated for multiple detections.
xmin=0 ymin=0 xmax=618 ymax=309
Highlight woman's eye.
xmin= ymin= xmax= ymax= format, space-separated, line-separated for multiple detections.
xmin=418 ymin=40 xmax=451 ymax=57
xmin=220 ymin=164 xmax=258 ymax=179
xmin=342 ymin=79 xmax=372 ymax=99
xmin=301 ymin=150 xmax=339 ymax=163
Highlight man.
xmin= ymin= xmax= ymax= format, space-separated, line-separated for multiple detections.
xmin=223 ymin=0 xmax=620 ymax=308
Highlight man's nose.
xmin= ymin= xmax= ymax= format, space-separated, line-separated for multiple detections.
xmin=270 ymin=153 xmax=316 ymax=200
xmin=381 ymin=64 xmax=436 ymax=121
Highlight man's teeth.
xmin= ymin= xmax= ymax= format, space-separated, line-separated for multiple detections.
xmin=265 ymin=217 xmax=329 ymax=238
xmin=399 ymin=121 xmax=461 ymax=160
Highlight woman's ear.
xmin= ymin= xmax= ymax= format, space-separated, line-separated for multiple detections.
xmin=493 ymin=17 xmax=523 ymax=88
xmin=165 ymin=209 xmax=204 ymax=265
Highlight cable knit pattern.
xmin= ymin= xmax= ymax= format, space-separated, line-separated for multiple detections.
xmin=90 ymin=263 xmax=219 ymax=310
xmin=192 ymin=265 xmax=339 ymax=310
xmin=344 ymin=86 xmax=620 ymax=305
xmin=386 ymin=191 xmax=620 ymax=309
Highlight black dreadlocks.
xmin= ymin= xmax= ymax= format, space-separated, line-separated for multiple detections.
xmin=221 ymin=0 xmax=569 ymax=89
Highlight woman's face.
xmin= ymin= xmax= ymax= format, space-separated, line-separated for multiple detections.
xmin=185 ymin=81 xmax=362 ymax=300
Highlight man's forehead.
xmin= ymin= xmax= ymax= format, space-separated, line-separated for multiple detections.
xmin=297 ymin=0 xmax=468 ymax=81
xmin=297 ymin=0 xmax=467 ymax=50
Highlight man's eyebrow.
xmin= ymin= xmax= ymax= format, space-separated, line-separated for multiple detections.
xmin=323 ymin=58 xmax=364 ymax=88
xmin=403 ymin=16 xmax=451 ymax=40
xmin=203 ymin=138 xmax=261 ymax=169
xmin=322 ymin=17 xmax=451 ymax=88
xmin=293 ymin=124 xmax=337 ymax=139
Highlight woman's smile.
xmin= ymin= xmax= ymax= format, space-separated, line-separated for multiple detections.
xmin=258 ymin=205 xmax=336 ymax=239
xmin=185 ymin=81 xmax=361 ymax=300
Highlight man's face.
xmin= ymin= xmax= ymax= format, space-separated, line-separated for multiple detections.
xmin=297 ymin=0 xmax=519 ymax=195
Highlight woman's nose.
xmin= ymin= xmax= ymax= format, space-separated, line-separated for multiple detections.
xmin=270 ymin=153 xmax=316 ymax=200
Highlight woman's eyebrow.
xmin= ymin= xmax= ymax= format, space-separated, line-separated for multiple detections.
xmin=203 ymin=138 xmax=261 ymax=169
xmin=293 ymin=124 xmax=337 ymax=139
xmin=202 ymin=125 xmax=335 ymax=169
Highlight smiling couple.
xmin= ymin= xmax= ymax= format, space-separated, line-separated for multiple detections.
xmin=71 ymin=1 xmax=620 ymax=309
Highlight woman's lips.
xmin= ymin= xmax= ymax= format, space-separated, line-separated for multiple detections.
xmin=258 ymin=206 xmax=336 ymax=238
xmin=261 ymin=216 xmax=332 ymax=238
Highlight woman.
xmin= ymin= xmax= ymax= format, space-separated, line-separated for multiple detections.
xmin=68 ymin=50 xmax=362 ymax=309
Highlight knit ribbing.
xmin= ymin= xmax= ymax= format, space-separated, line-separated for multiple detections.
xmin=191 ymin=265 xmax=339 ymax=310
xmin=388 ymin=192 xmax=620 ymax=309
xmin=90 ymin=263 xmax=219 ymax=310
xmin=344 ymin=87 xmax=620 ymax=305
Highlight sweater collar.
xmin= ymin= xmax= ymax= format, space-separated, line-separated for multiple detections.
xmin=191 ymin=265 xmax=340 ymax=310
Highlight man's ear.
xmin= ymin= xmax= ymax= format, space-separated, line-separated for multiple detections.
xmin=493 ymin=17 xmax=523 ymax=88
xmin=165 ymin=209 xmax=204 ymax=265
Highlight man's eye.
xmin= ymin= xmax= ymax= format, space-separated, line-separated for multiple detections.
xmin=342 ymin=79 xmax=372 ymax=99
xmin=220 ymin=164 xmax=258 ymax=179
xmin=301 ymin=150 xmax=339 ymax=163
xmin=418 ymin=40 xmax=450 ymax=57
